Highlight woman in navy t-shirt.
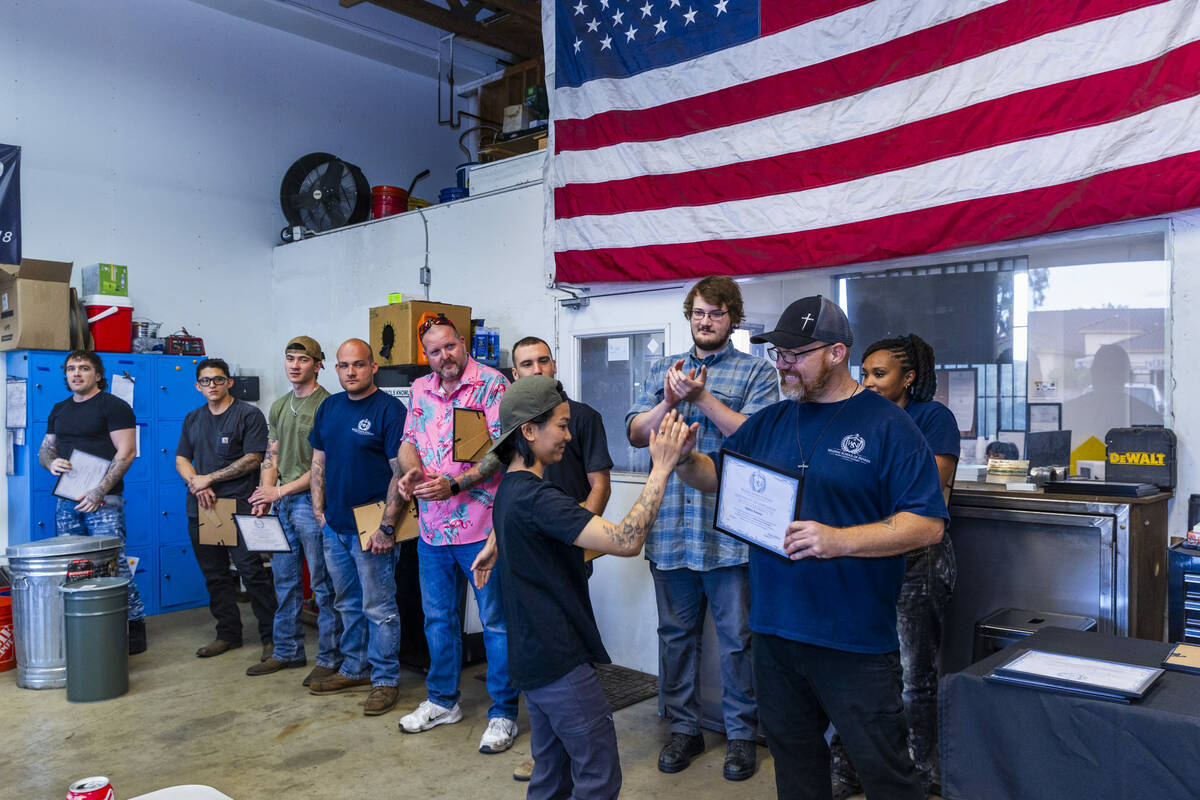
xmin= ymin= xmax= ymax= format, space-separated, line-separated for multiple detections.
xmin=830 ymin=333 xmax=960 ymax=798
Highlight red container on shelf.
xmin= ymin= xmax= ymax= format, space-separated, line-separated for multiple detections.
xmin=372 ymin=185 xmax=408 ymax=219
xmin=83 ymin=294 xmax=133 ymax=352
xmin=0 ymin=593 xmax=14 ymax=672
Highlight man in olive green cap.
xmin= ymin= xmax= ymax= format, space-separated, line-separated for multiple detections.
xmin=248 ymin=336 xmax=341 ymax=685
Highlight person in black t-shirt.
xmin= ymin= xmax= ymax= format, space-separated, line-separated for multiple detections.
xmin=508 ymin=335 xmax=614 ymax=782
xmin=39 ymin=350 xmax=146 ymax=654
xmin=175 ymin=358 xmax=276 ymax=659
xmin=479 ymin=376 xmax=695 ymax=800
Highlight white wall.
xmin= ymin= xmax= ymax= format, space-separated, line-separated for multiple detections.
xmin=0 ymin=0 xmax=481 ymax=549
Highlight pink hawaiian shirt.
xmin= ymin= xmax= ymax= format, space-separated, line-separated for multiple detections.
xmin=402 ymin=357 xmax=508 ymax=545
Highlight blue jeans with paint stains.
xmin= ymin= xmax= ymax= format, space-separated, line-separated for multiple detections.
xmin=55 ymin=496 xmax=145 ymax=621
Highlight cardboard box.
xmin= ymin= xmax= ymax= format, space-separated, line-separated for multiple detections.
xmin=0 ymin=259 xmax=73 ymax=351
xmin=82 ymin=263 xmax=128 ymax=297
xmin=369 ymin=300 xmax=472 ymax=366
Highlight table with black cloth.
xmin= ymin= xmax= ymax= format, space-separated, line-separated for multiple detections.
xmin=939 ymin=627 xmax=1200 ymax=800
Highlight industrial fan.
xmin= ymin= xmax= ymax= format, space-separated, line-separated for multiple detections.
xmin=279 ymin=152 xmax=370 ymax=241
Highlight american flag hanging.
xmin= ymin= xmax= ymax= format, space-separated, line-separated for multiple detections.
xmin=549 ymin=0 xmax=1200 ymax=283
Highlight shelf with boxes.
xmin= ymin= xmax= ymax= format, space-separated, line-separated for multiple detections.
xmin=5 ymin=350 xmax=211 ymax=616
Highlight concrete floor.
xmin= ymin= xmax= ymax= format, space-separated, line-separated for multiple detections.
xmin=2 ymin=605 xmax=927 ymax=799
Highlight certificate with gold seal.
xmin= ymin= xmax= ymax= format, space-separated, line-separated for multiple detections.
xmin=713 ymin=450 xmax=802 ymax=558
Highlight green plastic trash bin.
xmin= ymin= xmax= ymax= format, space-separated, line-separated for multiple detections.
xmin=61 ymin=577 xmax=130 ymax=702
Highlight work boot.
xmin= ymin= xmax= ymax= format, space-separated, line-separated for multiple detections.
xmin=246 ymin=656 xmax=307 ymax=676
xmin=303 ymin=665 xmax=340 ymax=688
xmin=260 ymin=642 xmax=274 ymax=662
xmin=363 ymin=685 xmax=400 ymax=716
xmin=657 ymin=732 xmax=705 ymax=773
xmin=723 ymin=739 xmax=757 ymax=781
xmin=513 ymin=759 xmax=534 ymax=782
xmin=308 ymin=672 xmax=371 ymax=695
xmin=196 ymin=639 xmax=242 ymax=658
xmin=128 ymin=619 xmax=147 ymax=655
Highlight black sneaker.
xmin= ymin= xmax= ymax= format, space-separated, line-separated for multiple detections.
xmin=128 ymin=619 xmax=147 ymax=655
xmin=658 ymin=732 xmax=705 ymax=774
xmin=831 ymin=775 xmax=862 ymax=800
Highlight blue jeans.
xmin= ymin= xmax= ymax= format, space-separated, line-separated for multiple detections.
xmin=417 ymin=537 xmax=518 ymax=720
xmin=55 ymin=496 xmax=145 ymax=621
xmin=270 ymin=493 xmax=342 ymax=667
xmin=650 ymin=562 xmax=756 ymax=740
xmin=526 ymin=663 xmax=621 ymax=800
xmin=321 ymin=523 xmax=401 ymax=686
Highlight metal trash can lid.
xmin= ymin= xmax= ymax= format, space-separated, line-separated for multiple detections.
xmin=60 ymin=577 xmax=131 ymax=594
xmin=5 ymin=535 xmax=124 ymax=559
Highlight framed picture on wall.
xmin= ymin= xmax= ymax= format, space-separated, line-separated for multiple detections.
xmin=934 ymin=368 xmax=978 ymax=438
xmin=1028 ymin=402 xmax=1062 ymax=433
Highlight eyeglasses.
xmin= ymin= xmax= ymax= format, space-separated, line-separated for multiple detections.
xmin=418 ymin=313 xmax=454 ymax=338
xmin=689 ymin=309 xmax=729 ymax=321
xmin=767 ymin=343 xmax=833 ymax=365
xmin=197 ymin=376 xmax=229 ymax=387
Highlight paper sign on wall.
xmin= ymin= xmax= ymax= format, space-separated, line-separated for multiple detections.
xmin=607 ymin=337 xmax=630 ymax=362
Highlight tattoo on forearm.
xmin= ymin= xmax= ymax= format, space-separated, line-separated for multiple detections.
xmin=260 ymin=440 xmax=278 ymax=473
xmin=602 ymin=471 xmax=668 ymax=550
xmin=459 ymin=452 xmax=501 ymax=491
xmin=881 ymin=515 xmax=897 ymax=530
xmin=382 ymin=457 xmax=403 ymax=527
xmin=310 ymin=453 xmax=325 ymax=511
xmin=38 ymin=439 xmax=58 ymax=470
xmin=92 ymin=454 xmax=134 ymax=497
xmin=207 ymin=453 xmax=262 ymax=484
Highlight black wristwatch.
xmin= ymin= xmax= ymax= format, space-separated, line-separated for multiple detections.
xmin=445 ymin=475 xmax=462 ymax=496
xmin=379 ymin=523 xmax=395 ymax=536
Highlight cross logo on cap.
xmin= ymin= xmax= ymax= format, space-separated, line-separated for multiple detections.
xmin=800 ymin=313 xmax=814 ymax=328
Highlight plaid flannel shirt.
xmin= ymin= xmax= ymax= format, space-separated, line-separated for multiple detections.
xmin=626 ymin=341 xmax=779 ymax=571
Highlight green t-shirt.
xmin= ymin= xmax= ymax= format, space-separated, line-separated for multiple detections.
xmin=267 ymin=386 xmax=331 ymax=485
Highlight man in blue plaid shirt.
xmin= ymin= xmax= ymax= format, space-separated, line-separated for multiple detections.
xmin=626 ymin=276 xmax=778 ymax=782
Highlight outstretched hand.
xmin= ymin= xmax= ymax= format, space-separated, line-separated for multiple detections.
xmin=648 ymin=410 xmax=699 ymax=472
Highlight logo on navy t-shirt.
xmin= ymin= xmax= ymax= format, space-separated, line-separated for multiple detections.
xmin=354 ymin=418 xmax=373 ymax=436
xmin=830 ymin=433 xmax=870 ymax=464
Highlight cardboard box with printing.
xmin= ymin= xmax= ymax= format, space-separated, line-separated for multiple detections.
xmin=369 ymin=300 xmax=471 ymax=366
xmin=0 ymin=259 xmax=73 ymax=351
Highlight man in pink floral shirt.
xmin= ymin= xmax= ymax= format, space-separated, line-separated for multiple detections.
xmin=396 ymin=314 xmax=519 ymax=755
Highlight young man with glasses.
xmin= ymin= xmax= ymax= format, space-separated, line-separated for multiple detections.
xmin=673 ymin=295 xmax=948 ymax=800
xmin=39 ymin=350 xmax=147 ymax=654
xmin=625 ymin=276 xmax=778 ymax=781
xmin=247 ymin=336 xmax=341 ymax=686
xmin=395 ymin=314 xmax=519 ymax=755
xmin=176 ymin=358 xmax=277 ymax=659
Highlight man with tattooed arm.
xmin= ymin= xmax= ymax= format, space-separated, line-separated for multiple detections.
xmin=39 ymin=350 xmax=147 ymax=654
xmin=176 ymin=357 xmax=276 ymax=659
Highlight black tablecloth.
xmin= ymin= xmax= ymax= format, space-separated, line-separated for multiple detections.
xmin=939 ymin=627 xmax=1200 ymax=800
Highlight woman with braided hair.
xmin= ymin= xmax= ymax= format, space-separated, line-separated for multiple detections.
xmin=829 ymin=333 xmax=959 ymax=800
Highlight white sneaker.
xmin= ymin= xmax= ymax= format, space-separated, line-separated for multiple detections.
xmin=479 ymin=717 xmax=518 ymax=754
xmin=398 ymin=699 xmax=463 ymax=733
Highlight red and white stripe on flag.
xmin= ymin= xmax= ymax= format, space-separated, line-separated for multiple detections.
xmin=550 ymin=0 xmax=1200 ymax=283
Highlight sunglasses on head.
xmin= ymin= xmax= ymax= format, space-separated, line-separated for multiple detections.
xmin=418 ymin=313 xmax=454 ymax=338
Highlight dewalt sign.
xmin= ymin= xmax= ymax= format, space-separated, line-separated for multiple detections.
xmin=1108 ymin=451 xmax=1167 ymax=466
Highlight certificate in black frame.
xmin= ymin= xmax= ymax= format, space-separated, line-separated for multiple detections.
xmin=712 ymin=449 xmax=803 ymax=559
xmin=232 ymin=514 xmax=294 ymax=553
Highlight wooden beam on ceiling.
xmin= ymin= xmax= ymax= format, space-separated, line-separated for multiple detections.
xmin=342 ymin=0 xmax=542 ymax=60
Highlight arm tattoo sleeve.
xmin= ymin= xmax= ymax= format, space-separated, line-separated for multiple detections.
xmin=206 ymin=453 xmax=262 ymax=484
xmin=457 ymin=452 xmax=502 ymax=491
xmin=92 ymin=453 xmax=135 ymax=497
xmin=382 ymin=457 xmax=404 ymax=527
xmin=599 ymin=470 xmax=669 ymax=551
xmin=260 ymin=439 xmax=279 ymax=473
xmin=37 ymin=436 xmax=58 ymax=470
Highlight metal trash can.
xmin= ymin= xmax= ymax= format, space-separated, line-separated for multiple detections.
xmin=972 ymin=607 xmax=1097 ymax=663
xmin=5 ymin=535 xmax=123 ymax=689
xmin=62 ymin=577 xmax=130 ymax=702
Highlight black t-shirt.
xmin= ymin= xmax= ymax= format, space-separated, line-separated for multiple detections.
xmin=47 ymin=392 xmax=136 ymax=496
xmin=493 ymin=470 xmax=610 ymax=691
xmin=543 ymin=399 xmax=614 ymax=504
xmin=176 ymin=399 xmax=269 ymax=517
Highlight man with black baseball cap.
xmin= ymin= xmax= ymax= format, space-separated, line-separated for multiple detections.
xmin=674 ymin=295 xmax=949 ymax=800
xmin=478 ymin=375 xmax=695 ymax=800
xmin=249 ymin=336 xmax=341 ymax=685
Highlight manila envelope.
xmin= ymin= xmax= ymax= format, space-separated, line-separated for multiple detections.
xmin=584 ymin=549 xmax=604 ymax=562
xmin=453 ymin=408 xmax=493 ymax=463
xmin=198 ymin=498 xmax=238 ymax=546
xmin=354 ymin=498 xmax=421 ymax=552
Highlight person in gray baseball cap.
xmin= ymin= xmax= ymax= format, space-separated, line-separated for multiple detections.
xmin=675 ymin=295 xmax=949 ymax=800
xmin=473 ymin=375 xmax=696 ymax=800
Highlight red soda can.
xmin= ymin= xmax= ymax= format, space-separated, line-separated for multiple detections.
xmin=66 ymin=777 xmax=114 ymax=800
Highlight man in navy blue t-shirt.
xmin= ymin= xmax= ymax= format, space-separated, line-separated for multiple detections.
xmin=308 ymin=339 xmax=408 ymax=717
xmin=675 ymin=296 xmax=948 ymax=800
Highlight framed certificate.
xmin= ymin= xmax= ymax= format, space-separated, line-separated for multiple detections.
xmin=52 ymin=450 xmax=112 ymax=501
xmin=994 ymin=649 xmax=1163 ymax=699
xmin=713 ymin=450 xmax=802 ymax=558
xmin=232 ymin=515 xmax=292 ymax=553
